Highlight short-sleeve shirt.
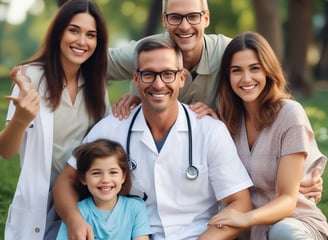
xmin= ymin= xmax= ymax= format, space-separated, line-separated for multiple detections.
xmin=234 ymin=99 xmax=328 ymax=238
xmin=68 ymin=103 xmax=253 ymax=239
xmin=56 ymin=196 xmax=152 ymax=239
xmin=107 ymin=33 xmax=231 ymax=111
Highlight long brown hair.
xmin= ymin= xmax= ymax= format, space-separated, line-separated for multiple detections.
xmin=218 ymin=31 xmax=292 ymax=136
xmin=24 ymin=0 xmax=108 ymax=122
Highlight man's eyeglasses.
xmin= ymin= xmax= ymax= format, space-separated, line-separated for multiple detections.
xmin=137 ymin=69 xmax=182 ymax=83
xmin=164 ymin=11 xmax=205 ymax=26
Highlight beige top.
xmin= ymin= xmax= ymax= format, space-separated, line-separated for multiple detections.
xmin=51 ymin=77 xmax=110 ymax=186
xmin=234 ymin=99 xmax=328 ymax=238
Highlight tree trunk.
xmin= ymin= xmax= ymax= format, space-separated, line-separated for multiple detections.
xmin=315 ymin=1 xmax=328 ymax=81
xmin=252 ymin=0 xmax=283 ymax=61
xmin=142 ymin=0 xmax=162 ymax=37
xmin=57 ymin=0 xmax=67 ymax=7
xmin=285 ymin=0 xmax=313 ymax=96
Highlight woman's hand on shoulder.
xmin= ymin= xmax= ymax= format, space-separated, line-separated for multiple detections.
xmin=111 ymin=93 xmax=141 ymax=120
xmin=189 ymin=102 xmax=218 ymax=119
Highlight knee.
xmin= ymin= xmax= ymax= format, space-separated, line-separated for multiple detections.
xmin=268 ymin=219 xmax=308 ymax=240
xmin=269 ymin=221 xmax=294 ymax=240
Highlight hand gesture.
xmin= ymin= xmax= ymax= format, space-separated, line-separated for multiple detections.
xmin=5 ymin=66 xmax=40 ymax=124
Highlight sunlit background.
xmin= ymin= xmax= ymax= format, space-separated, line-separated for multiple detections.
xmin=0 ymin=1 xmax=327 ymax=237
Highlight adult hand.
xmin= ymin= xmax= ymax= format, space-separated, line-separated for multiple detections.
xmin=111 ymin=93 xmax=141 ymax=120
xmin=5 ymin=66 xmax=40 ymax=124
xmin=208 ymin=208 xmax=250 ymax=229
xmin=300 ymin=167 xmax=323 ymax=203
xmin=189 ymin=102 xmax=218 ymax=119
xmin=66 ymin=213 xmax=94 ymax=240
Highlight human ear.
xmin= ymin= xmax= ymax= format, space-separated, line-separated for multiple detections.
xmin=162 ymin=13 xmax=167 ymax=28
xmin=133 ymin=71 xmax=139 ymax=87
xmin=80 ymin=176 xmax=87 ymax=186
xmin=204 ymin=10 xmax=210 ymax=28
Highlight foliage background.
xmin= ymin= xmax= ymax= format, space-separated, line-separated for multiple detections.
xmin=0 ymin=0 xmax=327 ymax=239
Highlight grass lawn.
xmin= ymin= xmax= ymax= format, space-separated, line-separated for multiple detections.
xmin=0 ymin=77 xmax=327 ymax=238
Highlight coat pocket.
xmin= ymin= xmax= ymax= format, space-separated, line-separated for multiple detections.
xmin=5 ymin=204 xmax=46 ymax=240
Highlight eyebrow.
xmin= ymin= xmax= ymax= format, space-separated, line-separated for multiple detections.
xmin=230 ymin=63 xmax=260 ymax=68
xmin=68 ymin=23 xmax=97 ymax=33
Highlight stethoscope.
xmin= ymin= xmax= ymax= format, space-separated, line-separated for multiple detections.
xmin=126 ymin=104 xmax=199 ymax=180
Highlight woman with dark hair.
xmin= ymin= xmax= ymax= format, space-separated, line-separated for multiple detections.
xmin=211 ymin=31 xmax=328 ymax=239
xmin=4 ymin=0 xmax=109 ymax=239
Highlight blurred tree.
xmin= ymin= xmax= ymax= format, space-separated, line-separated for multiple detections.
xmin=285 ymin=0 xmax=314 ymax=96
xmin=142 ymin=0 xmax=161 ymax=37
xmin=0 ymin=0 xmax=325 ymax=89
xmin=57 ymin=0 xmax=67 ymax=6
xmin=315 ymin=1 xmax=328 ymax=80
xmin=252 ymin=0 xmax=316 ymax=96
xmin=252 ymin=0 xmax=283 ymax=61
xmin=285 ymin=0 xmax=313 ymax=96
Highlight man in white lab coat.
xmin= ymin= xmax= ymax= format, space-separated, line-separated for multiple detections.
xmin=53 ymin=36 xmax=253 ymax=240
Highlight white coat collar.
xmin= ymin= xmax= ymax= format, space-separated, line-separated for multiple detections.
xmin=129 ymin=102 xmax=190 ymax=153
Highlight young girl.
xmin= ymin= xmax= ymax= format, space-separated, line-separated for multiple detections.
xmin=56 ymin=139 xmax=152 ymax=240
xmin=211 ymin=31 xmax=328 ymax=239
xmin=4 ymin=0 xmax=109 ymax=238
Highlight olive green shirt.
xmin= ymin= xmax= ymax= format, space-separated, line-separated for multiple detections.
xmin=107 ymin=33 xmax=231 ymax=111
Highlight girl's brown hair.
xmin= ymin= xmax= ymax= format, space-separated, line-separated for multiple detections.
xmin=74 ymin=139 xmax=132 ymax=199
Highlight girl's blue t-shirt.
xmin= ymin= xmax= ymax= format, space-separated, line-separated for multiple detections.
xmin=56 ymin=195 xmax=152 ymax=239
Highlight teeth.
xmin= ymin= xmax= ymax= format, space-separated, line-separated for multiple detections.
xmin=152 ymin=93 xmax=165 ymax=97
xmin=241 ymin=85 xmax=256 ymax=90
xmin=178 ymin=34 xmax=193 ymax=38
xmin=72 ymin=48 xmax=85 ymax=53
xmin=100 ymin=186 xmax=112 ymax=191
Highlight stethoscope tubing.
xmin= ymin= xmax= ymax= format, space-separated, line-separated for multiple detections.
xmin=126 ymin=104 xmax=198 ymax=180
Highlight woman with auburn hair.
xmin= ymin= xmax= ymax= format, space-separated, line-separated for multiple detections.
xmin=4 ymin=0 xmax=109 ymax=239
xmin=211 ymin=31 xmax=328 ymax=239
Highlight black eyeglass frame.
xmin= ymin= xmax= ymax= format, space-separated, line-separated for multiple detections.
xmin=136 ymin=69 xmax=182 ymax=83
xmin=164 ymin=11 xmax=205 ymax=26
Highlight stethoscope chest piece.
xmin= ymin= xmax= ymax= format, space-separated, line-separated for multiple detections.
xmin=129 ymin=158 xmax=137 ymax=170
xmin=186 ymin=165 xmax=199 ymax=180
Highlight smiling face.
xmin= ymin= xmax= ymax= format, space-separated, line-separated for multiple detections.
xmin=81 ymin=156 xmax=126 ymax=210
xmin=162 ymin=0 xmax=209 ymax=57
xmin=60 ymin=12 xmax=97 ymax=68
xmin=133 ymin=47 xmax=186 ymax=114
xmin=229 ymin=49 xmax=267 ymax=107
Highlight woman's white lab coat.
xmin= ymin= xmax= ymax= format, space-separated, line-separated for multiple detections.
xmin=5 ymin=66 xmax=54 ymax=240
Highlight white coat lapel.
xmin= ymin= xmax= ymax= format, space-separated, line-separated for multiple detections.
xmin=132 ymin=109 xmax=158 ymax=154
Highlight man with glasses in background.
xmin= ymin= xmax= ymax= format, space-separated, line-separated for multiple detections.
xmin=53 ymin=36 xmax=253 ymax=240
xmin=109 ymin=0 xmax=228 ymax=119
xmin=107 ymin=0 xmax=324 ymax=209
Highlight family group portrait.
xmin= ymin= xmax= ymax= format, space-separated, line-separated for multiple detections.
xmin=0 ymin=0 xmax=327 ymax=239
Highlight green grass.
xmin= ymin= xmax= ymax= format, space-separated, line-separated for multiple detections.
xmin=0 ymin=78 xmax=131 ymax=238
xmin=296 ymin=90 xmax=328 ymax=216
xmin=0 ymin=77 xmax=327 ymax=238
